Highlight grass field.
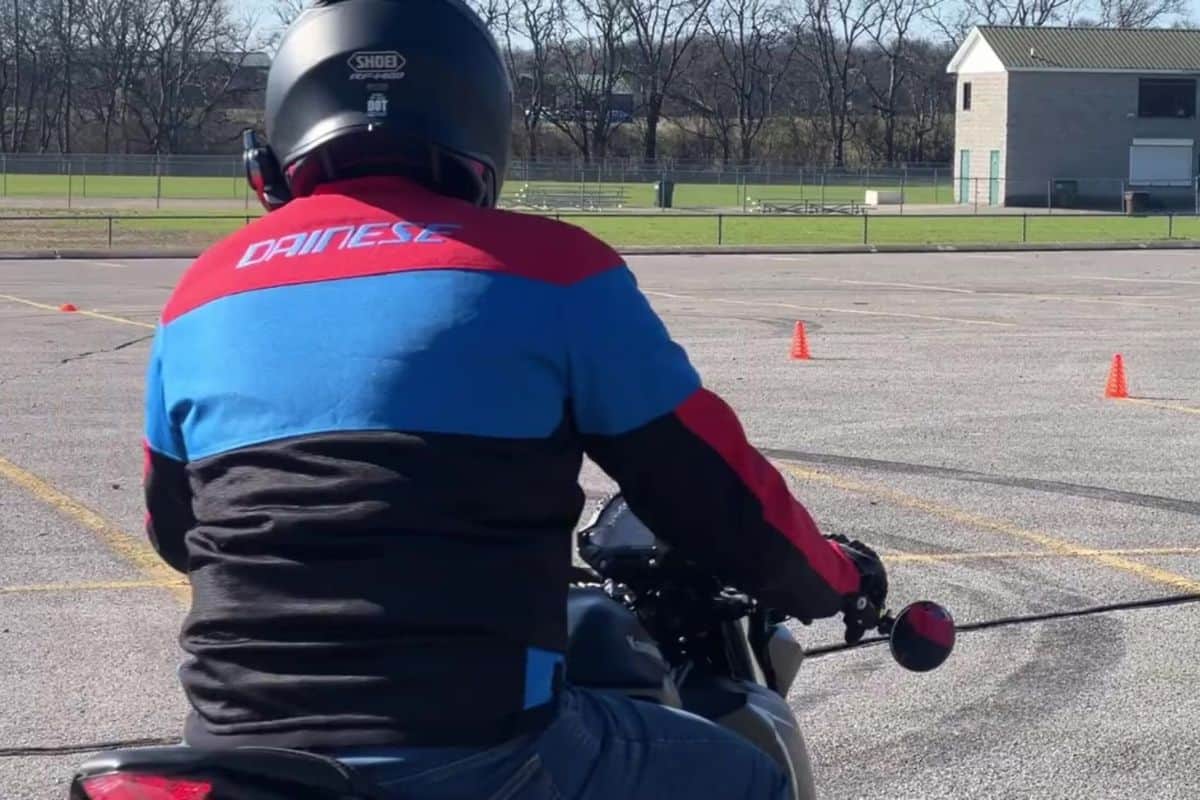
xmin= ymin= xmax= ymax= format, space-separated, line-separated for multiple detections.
xmin=0 ymin=208 xmax=1195 ymax=250
xmin=0 ymin=173 xmax=247 ymax=200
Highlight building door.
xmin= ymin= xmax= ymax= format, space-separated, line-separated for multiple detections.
xmin=959 ymin=149 xmax=970 ymax=204
xmin=989 ymin=150 xmax=1001 ymax=205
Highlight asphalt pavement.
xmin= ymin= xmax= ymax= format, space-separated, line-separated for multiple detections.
xmin=1 ymin=250 xmax=1197 ymax=798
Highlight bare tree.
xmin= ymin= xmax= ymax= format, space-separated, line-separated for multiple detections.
xmin=127 ymin=0 xmax=252 ymax=152
xmin=796 ymin=0 xmax=880 ymax=166
xmin=547 ymin=0 xmax=631 ymax=162
xmin=1095 ymin=0 xmax=1184 ymax=26
xmin=621 ymin=0 xmax=710 ymax=163
xmin=77 ymin=0 xmax=154 ymax=152
xmin=248 ymin=0 xmax=305 ymax=51
xmin=467 ymin=0 xmax=506 ymax=27
xmin=468 ymin=0 xmax=559 ymax=161
xmin=671 ymin=57 xmax=738 ymax=161
xmin=45 ymin=0 xmax=81 ymax=152
xmin=864 ymin=0 xmax=926 ymax=164
xmin=0 ymin=0 xmax=962 ymax=162
xmin=272 ymin=0 xmax=309 ymax=28
xmin=901 ymin=38 xmax=953 ymax=162
xmin=922 ymin=0 xmax=1078 ymax=45
xmin=698 ymin=0 xmax=795 ymax=162
xmin=11 ymin=0 xmax=58 ymax=151
xmin=921 ymin=0 xmax=973 ymax=47
xmin=501 ymin=0 xmax=559 ymax=161
xmin=958 ymin=0 xmax=1082 ymax=27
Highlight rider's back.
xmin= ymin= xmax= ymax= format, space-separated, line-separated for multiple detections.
xmin=151 ymin=176 xmax=638 ymax=749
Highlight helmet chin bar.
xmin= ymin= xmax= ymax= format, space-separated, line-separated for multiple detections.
xmin=242 ymin=129 xmax=293 ymax=212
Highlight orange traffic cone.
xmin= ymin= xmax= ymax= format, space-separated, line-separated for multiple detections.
xmin=59 ymin=303 xmax=78 ymax=312
xmin=1105 ymin=354 xmax=1128 ymax=399
xmin=790 ymin=321 xmax=811 ymax=360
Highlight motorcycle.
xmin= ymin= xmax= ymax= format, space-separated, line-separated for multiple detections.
xmin=68 ymin=494 xmax=955 ymax=800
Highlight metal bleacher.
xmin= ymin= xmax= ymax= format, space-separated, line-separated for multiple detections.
xmin=508 ymin=183 xmax=627 ymax=211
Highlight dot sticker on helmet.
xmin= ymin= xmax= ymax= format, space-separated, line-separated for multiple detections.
xmin=367 ymin=93 xmax=389 ymax=118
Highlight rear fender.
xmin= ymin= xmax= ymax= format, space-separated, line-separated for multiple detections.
xmin=70 ymin=746 xmax=382 ymax=799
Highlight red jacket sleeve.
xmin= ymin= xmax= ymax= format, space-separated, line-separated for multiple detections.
xmin=583 ymin=388 xmax=860 ymax=621
xmin=564 ymin=262 xmax=861 ymax=621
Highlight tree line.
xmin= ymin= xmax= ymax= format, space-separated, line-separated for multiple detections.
xmin=0 ymin=0 xmax=1187 ymax=163
xmin=0 ymin=0 xmax=257 ymax=155
xmin=466 ymin=0 xmax=1188 ymax=166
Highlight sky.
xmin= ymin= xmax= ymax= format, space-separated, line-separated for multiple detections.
xmin=236 ymin=0 xmax=286 ymax=47
xmin=231 ymin=0 xmax=1200 ymax=53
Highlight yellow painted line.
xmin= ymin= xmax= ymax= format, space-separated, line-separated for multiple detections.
xmin=819 ymin=281 xmax=1168 ymax=308
xmin=0 ymin=292 xmax=154 ymax=329
xmin=1122 ymin=397 xmax=1200 ymax=416
xmin=0 ymin=455 xmax=188 ymax=601
xmin=76 ymin=309 xmax=154 ymax=329
xmin=642 ymin=289 xmax=1015 ymax=328
xmin=0 ymin=578 xmax=187 ymax=595
xmin=887 ymin=546 xmax=1200 ymax=564
xmin=779 ymin=463 xmax=1200 ymax=593
xmin=800 ymin=277 xmax=975 ymax=294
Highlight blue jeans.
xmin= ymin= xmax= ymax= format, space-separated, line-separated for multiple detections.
xmin=333 ymin=687 xmax=789 ymax=799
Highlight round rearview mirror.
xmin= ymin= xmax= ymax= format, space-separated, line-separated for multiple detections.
xmin=889 ymin=601 xmax=955 ymax=672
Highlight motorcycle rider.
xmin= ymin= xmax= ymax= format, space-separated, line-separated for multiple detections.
xmin=142 ymin=0 xmax=888 ymax=796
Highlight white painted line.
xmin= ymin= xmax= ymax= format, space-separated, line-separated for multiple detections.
xmin=1069 ymin=274 xmax=1200 ymax=286
xmin=67 ymin=259 xmax=128 ymax=269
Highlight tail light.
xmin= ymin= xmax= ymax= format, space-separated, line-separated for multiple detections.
xmin=78 ymin=773 xmax=212 ymax=800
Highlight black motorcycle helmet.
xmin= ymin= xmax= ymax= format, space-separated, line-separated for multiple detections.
xmin=244 ymin=0 xmax=512 ymax=211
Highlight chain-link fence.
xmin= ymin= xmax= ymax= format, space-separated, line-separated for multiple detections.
xmin=0 ymin=153 xmax=1198 ymax=215
xmin=0 ymin=153 xmax=248 ymax=208
xmin=501 ymin=164 xmax=954 ymax=210
xmin=0 ymin=154 xmax=957 ymax=210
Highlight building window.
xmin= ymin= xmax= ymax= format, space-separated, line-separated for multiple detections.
xmin=962 ymin=82 xmax=972 ymax=111
xmin=1138 ymin=78 xmax=1195 ymax=118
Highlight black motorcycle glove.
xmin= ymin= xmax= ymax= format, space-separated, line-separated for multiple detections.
xmin=826 ymin=534 xmax=889 ymax=644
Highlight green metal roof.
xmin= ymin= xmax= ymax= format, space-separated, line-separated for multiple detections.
xmin=979 ymin=25 xmax=1200 ymax=71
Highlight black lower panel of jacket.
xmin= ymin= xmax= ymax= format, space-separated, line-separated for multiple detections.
xmin=175 ymin=427 xmax=584 ymax=749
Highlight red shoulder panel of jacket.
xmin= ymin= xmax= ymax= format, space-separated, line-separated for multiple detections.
xmin=161 ymin=176 xmax=622 ymax=324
